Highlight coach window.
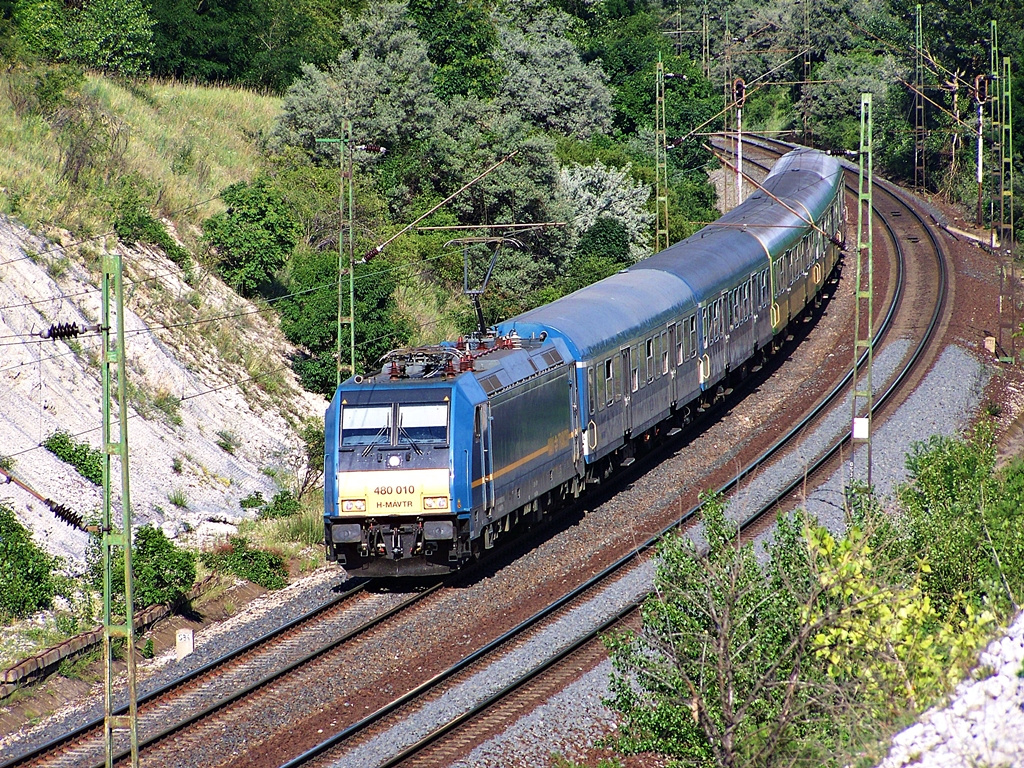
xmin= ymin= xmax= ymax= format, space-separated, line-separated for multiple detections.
xmin=688 ymin=315 xmax=697 ymax=357
xmin=588 ymin=366 xmax=595 ymax=415
xmin=760 ymin=269 xmax=769 ymax=307
xmin=661 ymin=331 xmax=669 ymax=374
xmin=701 ymin=306 xmax=710 ymax=348
xmin=602 ymin=360 xmax=610 ymax=409
xmin=646 ymin=338 xmax=654 ymax=382
xmin=676 ymin=330 xmax=684 ymax=366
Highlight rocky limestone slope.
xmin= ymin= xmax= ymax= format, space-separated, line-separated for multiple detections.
xmin=0 ymin=215 xmax=326 ymax=568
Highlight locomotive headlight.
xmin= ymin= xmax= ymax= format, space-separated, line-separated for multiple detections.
xmin=341 ymin=499 xmax=366 ymax=512
xmin=423 ymin=496 xmax=449 ymax=510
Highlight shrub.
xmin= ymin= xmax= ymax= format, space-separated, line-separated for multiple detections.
xmin=258 ymin=490 xmax=300 ymax=520
xmin=0 ymin=503 xmax=61 ymax=621
xmin=200 ymin=537 xmax=287 ymax=590
xmin=202 ymin=177 xmax=299 ymax=296
xmin=215 ymin=429 xmax=241 ymax=454
xmin=44 ymin=430 xmax=103 ymax=485
xmin=114 ymin=187 xmax=194 ymax=281
xmin=239 ymin=491 xmax=265 ymax=509
xmin=87 ymin=524 xmax=196 ymax=610
xmin=167 ymin=488 xmax=188 ymax=508
xmin=152 ymin=391 xmax=183 ymax=426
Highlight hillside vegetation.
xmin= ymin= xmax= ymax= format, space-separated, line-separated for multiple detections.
xmin=0 ymin=73 xmax=280 ymax=242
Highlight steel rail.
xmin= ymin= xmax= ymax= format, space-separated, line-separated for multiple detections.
xmin=1 ymin=579 xmax=365 ymax=766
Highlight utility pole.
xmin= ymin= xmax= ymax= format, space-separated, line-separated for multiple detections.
xmin=802 ymin=0 xmax=812 ymax=146
xmin=734 ymin=78 xmax=746 ymax=204
xmin=317 ymin=122 xmax=356 ymax=386
xmin=975 ymin=73 xmax=987 ymax=227
xmin=655 ymin=55 xmax=670 ymax=252
xmin=999 ymin=56 xmax=1014 ymax=253
xmin=852 ymin=93 xmax=874 ymax=490
xmin=702 ymin=2 xmax=710 ymax=79
xmin=723 ymin=10 xmax=733 ymax=210
xmin=101 ymin=249 xmax=138 ymax=768
xmin=913 ymin=4 xmax=926 ymax=192
xmin=990 ymin=20 xmax=1001 ymax=248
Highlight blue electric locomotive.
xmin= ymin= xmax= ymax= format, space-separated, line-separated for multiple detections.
xmin=323 ymin=148 xmax=845 ymax=576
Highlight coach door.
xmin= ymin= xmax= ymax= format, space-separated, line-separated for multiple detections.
xmin=620 ymin=346 xmax=633 ymax=434
xmin=474 ymin=403 xmax=494 ymax=512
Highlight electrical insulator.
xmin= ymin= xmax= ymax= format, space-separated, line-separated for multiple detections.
xmin=46 ymin=498 xmax=86 ymax=531
xmin=733 ymin=78 xmax=746 ymax=107
xmin=41 ymin=322 xmax=81 ymax=341
xmin=974 ymin=74 xmax=988 ymax=104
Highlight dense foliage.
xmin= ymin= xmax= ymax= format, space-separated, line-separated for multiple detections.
xmin=0 ymin=503 xmax=61 ymax=620
xmin=8 ymin=0 xmax=1013 ymax=387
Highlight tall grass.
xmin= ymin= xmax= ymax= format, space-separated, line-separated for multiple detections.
xmin=0 ymin=73 xmax=282 ymax=240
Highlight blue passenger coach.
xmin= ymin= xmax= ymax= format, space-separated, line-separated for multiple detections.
xmin=323 ymin=147 xmax=845 ymax=576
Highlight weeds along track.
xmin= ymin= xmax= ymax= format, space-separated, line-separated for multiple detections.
xmin=258 ymin=142 xmax=951 ymax=767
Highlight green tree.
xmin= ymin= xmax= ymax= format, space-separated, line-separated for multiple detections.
xmin=203 ymin=177 xmax=300 ymax=296
xmin=0 ymin=502 xmax=60 ymax=620
xmin=895 ymin=423 xmax=1024 ymax=614
xmin=277 ymin=246 xmax=409 ymax=393
xmin=150 ymin=0 xmax=356 ymax=90
xmin=274 ymin=2 xmax=438 ymax=156
xmin=407 ymin=0 xmax=501 ymax=99
xmin=802 ymin=51 xmax=897 ymax=152
xmin=66 ymin=0 xmax=153 ymax=77
xmin=806 ymin=523 xmax=994 ymax=717
xmin=557 ymin=160 xmax=653 ymax=261
xmin=557 ymin=216 xmax=631 ymax=294
xmin=12 ymin=0 xmax=66 ymax=60
xmin=493 ymin=3 xmax=612 ymax=137
xmin=606 ymin=494 xmax=826 ymax=768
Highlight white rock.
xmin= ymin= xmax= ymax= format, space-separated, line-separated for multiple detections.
xmin=190 ymin=520 xmax=238 ymax=548
xmin=984 ymin=675 xmax=1005 ymax=699
xmin=999 ymin=636 xmax=1024 ymax=666
xmin=960 ymin=683 xmax=987 ymax=712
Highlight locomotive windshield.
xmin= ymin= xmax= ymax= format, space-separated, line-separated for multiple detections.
xmin=341 ymin=406 xmax=391 ymax=447
xmin=398 ymin=404 xmax=448 ymax=445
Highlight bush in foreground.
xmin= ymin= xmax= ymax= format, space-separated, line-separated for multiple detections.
xmin=0 ymin=503 xmax=61 ymax=621
xmin=201 ymin=537 xmax=287 ymax=590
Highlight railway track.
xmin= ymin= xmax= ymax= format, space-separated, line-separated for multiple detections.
xmin=1 ymin=580 xmax=443 ymax=768
xmin=259 ymin=140 xmax=951 ymax=767
xmin=2 ymin=138 xmax=952 ymax=768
